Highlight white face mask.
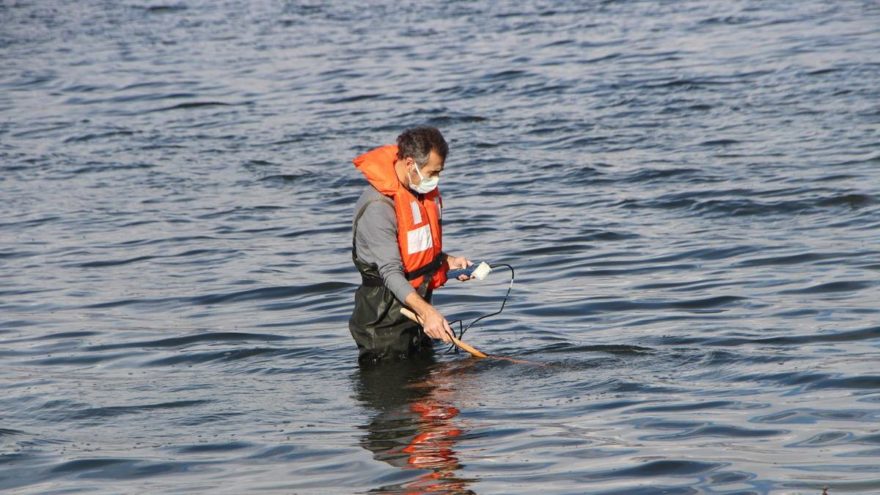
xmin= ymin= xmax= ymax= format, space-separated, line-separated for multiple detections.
xmin=410 ymin=162 xmax=439 ymax=194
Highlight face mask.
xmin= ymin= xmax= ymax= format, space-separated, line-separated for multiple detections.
xmin=410 ymin=162 xmax=439 ymax=194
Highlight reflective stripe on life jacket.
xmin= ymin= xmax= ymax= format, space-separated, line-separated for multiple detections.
xmin=353 ymin=145 xmax=448 ymax=290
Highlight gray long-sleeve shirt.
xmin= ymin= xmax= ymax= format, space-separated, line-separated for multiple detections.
xmin=352 ymin=185 xmax=417 ymax=303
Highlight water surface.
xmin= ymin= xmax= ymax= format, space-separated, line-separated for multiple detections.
xmin=2 ymin=1 xmax=879 ymax=493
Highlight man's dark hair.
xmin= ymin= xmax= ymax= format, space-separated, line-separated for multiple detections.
xmin=397 ymin=126 xmax=448 ymax=166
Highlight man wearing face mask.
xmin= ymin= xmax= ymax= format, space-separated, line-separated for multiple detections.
xmin=349 ymin=126 xmax=472 ymax=363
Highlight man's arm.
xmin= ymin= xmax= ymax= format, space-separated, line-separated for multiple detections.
xmin=357 ymin=201 xmax=416 ymax=303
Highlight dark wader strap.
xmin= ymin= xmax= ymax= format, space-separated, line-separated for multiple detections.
xmin=404 ymin=254 xmax=444 ymax=287
xmin=359 ymin=253 xmax=444 ymax=287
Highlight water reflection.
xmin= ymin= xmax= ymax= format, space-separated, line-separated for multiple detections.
xmin=354 ymin=358 xmax=476 ymax=494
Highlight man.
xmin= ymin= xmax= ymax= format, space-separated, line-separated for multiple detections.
xmin=349 ymin=126 xmax=472 ymax=363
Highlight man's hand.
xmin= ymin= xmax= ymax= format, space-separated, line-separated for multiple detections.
xmin=404 ymin=291 xmax=454 ymax=343
xmin=419 ymin=305 xmax=455 ymax=343
xmin=445 ymin=254 xmax=473 ymax=281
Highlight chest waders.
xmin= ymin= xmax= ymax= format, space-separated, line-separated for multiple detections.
xmin=349 ymin=197 xmax=443 ymax=363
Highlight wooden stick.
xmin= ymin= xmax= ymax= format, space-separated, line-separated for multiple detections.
xmin=400 ymin=307 xmax=488 ymax=358
xmin=400 ymin=307 xmax=543 ymax=366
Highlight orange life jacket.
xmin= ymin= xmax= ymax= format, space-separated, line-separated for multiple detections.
xmin=353 ymin=145 xmax=448 ymax=291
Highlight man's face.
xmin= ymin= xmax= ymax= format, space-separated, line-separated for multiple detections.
xmin=409 ymin=150 xmax=445 ymax=183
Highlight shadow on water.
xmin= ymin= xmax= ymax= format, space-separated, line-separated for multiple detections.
xmin=353 ymin=357 xmax=477 ymax=495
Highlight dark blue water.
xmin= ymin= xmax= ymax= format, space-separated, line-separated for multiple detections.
xmin=2 ymin=1 xmax=879 ymax=493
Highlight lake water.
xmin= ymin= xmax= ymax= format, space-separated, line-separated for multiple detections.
xmin=2 ymin=1 xmax=879 ymax=493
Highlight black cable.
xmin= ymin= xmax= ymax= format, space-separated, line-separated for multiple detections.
xmin=443 ymin=263 xmax=515 ymax=354
xmin=441 ymin=319 xmax=463 ymax=355
xmin=460 ymin=264 xmax=514 ymax=337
